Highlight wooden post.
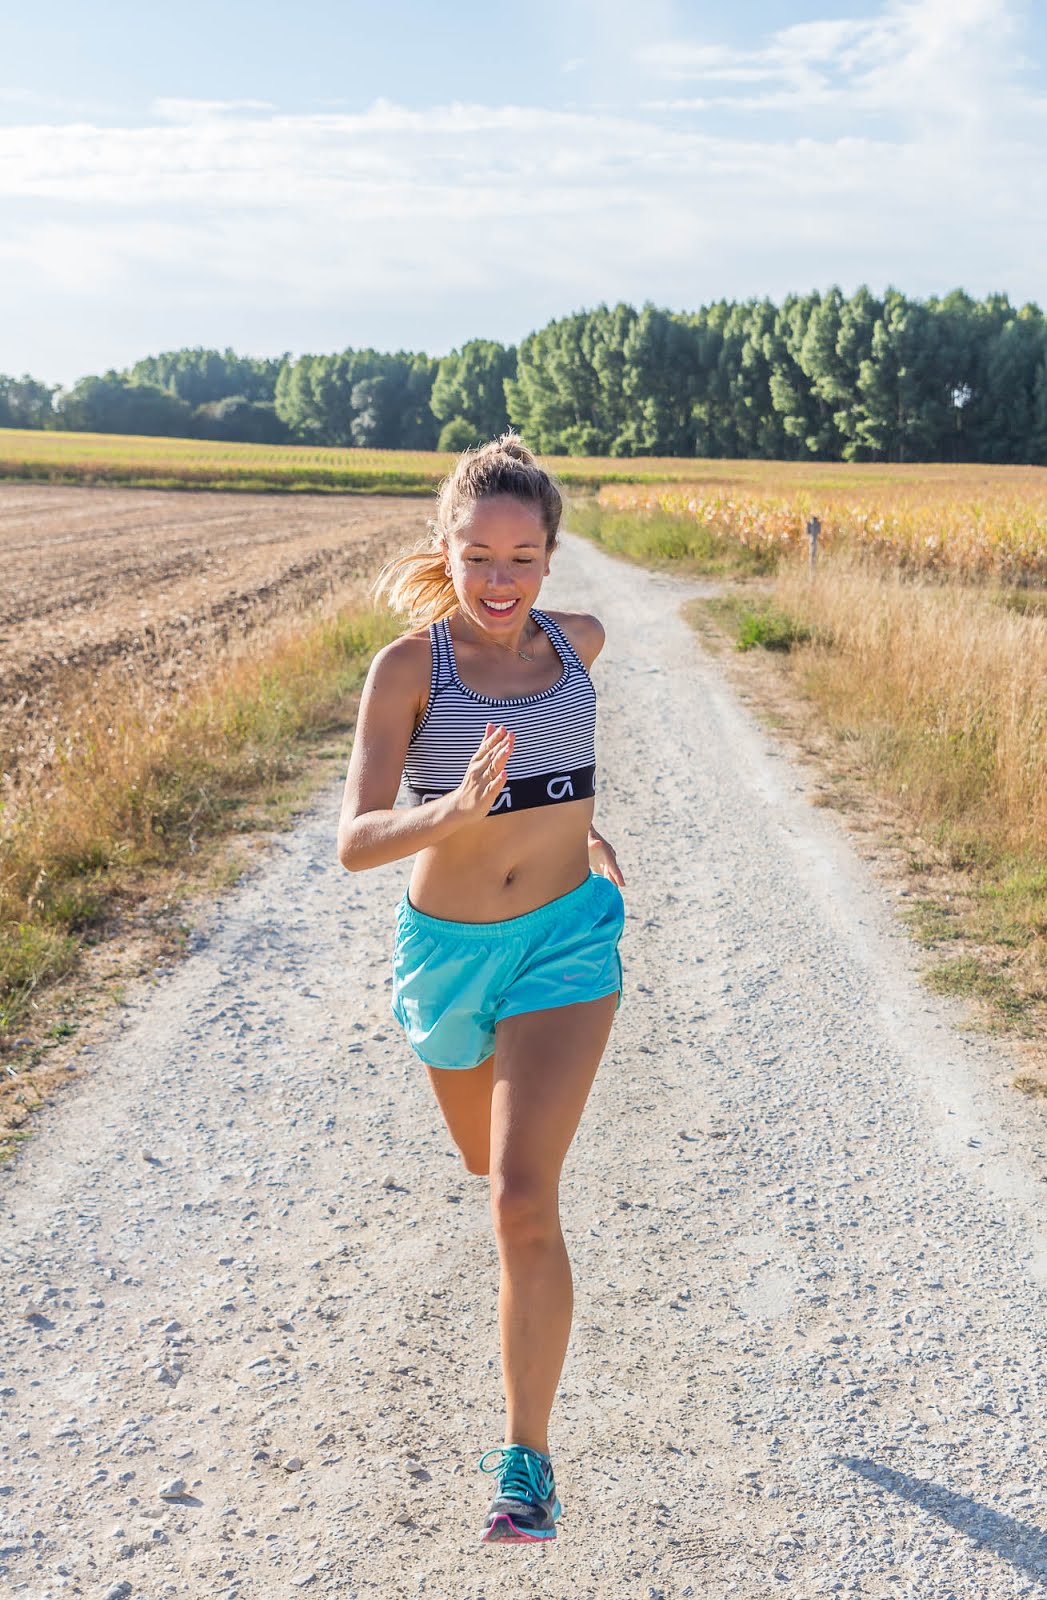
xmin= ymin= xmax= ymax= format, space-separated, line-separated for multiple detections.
xmin=807 ymin=515 xmax=821 ymax=573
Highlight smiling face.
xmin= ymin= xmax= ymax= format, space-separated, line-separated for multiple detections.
xmin=441 ymin=494 xmax=553 ymax=634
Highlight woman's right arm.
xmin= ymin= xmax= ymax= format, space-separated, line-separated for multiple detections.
xmin=336 ymin=637 xmax=513 ymax=872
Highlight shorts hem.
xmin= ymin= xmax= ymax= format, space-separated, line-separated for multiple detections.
xmin=392 ymin=996 xmax=493 ymax=1072
xmin=413 ymin=1047 xmax=494 ymax=1071
xmin=496 ymin=981 xmax=622 ymax=1026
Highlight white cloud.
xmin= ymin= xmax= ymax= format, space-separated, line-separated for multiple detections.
xmin=1 ymin=0 xmax=1044 ymax=380
xmin=1 ymin=93 xmax=1038 ymax=296
xmin=638 ymin=0 xmax=1024 ymax=133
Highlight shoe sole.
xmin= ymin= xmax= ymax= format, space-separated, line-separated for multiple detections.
xmin=480 ymin=1497 xmax=562 ymax=1544
xmin=481 ymin=1514 xmax=557 ymax=1544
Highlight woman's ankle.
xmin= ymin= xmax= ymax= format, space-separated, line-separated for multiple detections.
xmin=503 ymin=1434 xmax=550 ymax=1458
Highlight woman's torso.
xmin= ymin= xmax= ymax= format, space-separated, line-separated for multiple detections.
xmin=403 ymin=608 xmax=598 ymax=922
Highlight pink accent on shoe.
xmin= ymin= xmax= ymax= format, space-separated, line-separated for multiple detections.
xmin=480 ymin=1513 xmax=556 ymax=1544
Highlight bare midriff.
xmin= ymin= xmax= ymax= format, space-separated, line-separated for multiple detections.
xmin=407 ymin=796 xmax=595 ymax=923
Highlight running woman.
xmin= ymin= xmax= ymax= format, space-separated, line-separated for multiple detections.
xmin=337 ymin=432 xmax=626 ymax=1545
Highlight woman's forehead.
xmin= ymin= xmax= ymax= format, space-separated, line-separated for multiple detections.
xmin=452 ymin=496 xmax=545 ymax=544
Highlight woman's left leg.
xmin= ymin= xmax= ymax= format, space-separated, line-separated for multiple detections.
xmin=489 ymin=992 xmax=618 ymax=1455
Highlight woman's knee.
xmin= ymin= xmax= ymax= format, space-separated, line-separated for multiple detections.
xmin=490 ymin=1167 xmax=559 ymax=1245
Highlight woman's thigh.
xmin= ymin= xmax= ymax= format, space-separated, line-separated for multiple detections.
xmin=490 ymin=994 xmax=618 ymax=1195
xmin=426 ymin=1055 xmax=494 ymax=1176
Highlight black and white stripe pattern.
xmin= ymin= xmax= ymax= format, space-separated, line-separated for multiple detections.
xmin=403 ymin=608 xmax=597 ymax=812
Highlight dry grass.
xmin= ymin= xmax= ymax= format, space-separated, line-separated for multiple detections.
xmin=10 ymin=428 xmax=1047 ymax=512
xmin=599 ymin=467 xmax=1047 ymax=581
xmin=1 ymin=601 xmax=397 ymax=1033
xmin=772 ymin=551 xmax=1047 ymax=861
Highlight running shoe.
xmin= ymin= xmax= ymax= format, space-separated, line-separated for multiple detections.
xmin=478 ymin=1443 xmax=562 ymax=1543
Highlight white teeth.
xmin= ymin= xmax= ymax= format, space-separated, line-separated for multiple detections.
xmin=484 ymin=600 xmax=516 ymax=611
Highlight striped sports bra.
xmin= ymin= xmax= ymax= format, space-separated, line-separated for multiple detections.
xmin=403 ymin=608 xmax=597 ymax=815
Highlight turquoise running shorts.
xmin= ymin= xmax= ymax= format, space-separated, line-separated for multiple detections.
xmin=390 ymin=870 xmax=625 ymax=1071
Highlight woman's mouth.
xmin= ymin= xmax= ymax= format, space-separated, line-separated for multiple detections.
xmin=480 ymin=598 xmax=519 ymax=616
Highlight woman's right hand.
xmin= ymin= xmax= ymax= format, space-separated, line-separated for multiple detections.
xmin=453 ymin=722 xmax=515 ymax=821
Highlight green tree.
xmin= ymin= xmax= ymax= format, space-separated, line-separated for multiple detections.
xmin=437 ymin=417 xmax=482 ymax=451
xmin=430 ymin=340 xmax=515 ymax=442
xmin=766 ymin=291 xmax=833 ymax=458
xmin=834 ymin=288 xmax=882 ymax=459
xmin=274 ymin=349 xmax=438 ymax=447
xmin=686 ymin=299 xmax=732 ymax=456
xmin=853 ymin=291 xmax=950 ymax=461
xmin=1031 ymin=355 xmax=1047 ymax=464
xmin=274 ymin=354 xmax=326 ymax=438
xmin=505 ymin=312 xmax=599 ymax=453
xmin=0 ymin=373 xmax=55 ymax=428
xmin=618 ymin=305 xmax=702 ymax=456
xmin=969 ymin=302 xmax=1045 ymax=463
xmin=505 ymin=304 xmax=639 ymax=455
xmin=55 ymin=373 xmax=193 ymax=435
xmin=26 ymin=288 xmax=1047 ymax=460
xmin=128 ymin=347 xmax=282 ymax=406
xmin=192 ymin=397 xmax=290 ymax=443
xmin=397 ymin=354 xmax=441 ymax=450
xmin=796 ymin=286 xmax=852 ymax=457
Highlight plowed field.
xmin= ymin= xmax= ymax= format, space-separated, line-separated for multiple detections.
xmin=0 ymin=485 xmax=417 ymax=787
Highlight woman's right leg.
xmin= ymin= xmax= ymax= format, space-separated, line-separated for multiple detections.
xmin=426 ymin=1056 xmax=494 ymax=1176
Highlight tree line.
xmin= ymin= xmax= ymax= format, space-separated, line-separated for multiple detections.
xmin=3 ymin=286 xmax=1047 ymax=463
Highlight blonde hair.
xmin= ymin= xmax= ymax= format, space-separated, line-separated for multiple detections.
xmin=372 ymin=430 xmax=563 ymax=628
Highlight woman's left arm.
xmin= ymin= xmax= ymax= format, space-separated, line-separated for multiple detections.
xmin=588 ymin=824 xmax=625 ymax=887
xmin=558 ymin=611 xmax=626 ymax=890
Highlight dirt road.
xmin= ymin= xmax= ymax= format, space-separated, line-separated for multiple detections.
xmin=2 ymin=532 xmax=1046 ymax=1600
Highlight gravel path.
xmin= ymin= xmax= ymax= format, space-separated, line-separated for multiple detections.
xmin=2 ymin=533 xmax=1046 ymax=1600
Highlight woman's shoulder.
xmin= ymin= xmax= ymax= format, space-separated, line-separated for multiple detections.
xmin=367 ymin=626 xmax=434 ymax=705
xmin=541 ymin=608 xmax=605 ymax=669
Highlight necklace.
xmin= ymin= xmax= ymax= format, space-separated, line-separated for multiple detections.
xmin=457 ymin=610 xmax=537 ymax=662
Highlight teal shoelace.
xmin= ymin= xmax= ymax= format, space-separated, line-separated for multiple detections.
xmin=479 ymin=1445 xmax=553 ymax=1502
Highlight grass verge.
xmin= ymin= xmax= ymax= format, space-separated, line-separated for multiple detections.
xmin=564 ymin=495 xmax=778 ymax=579
xmin=700 ymin=590 xmax=820 ymax=653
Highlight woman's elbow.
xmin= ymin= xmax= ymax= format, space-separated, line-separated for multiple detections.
xmin=337 ymin=821 xmax=365 ymax=872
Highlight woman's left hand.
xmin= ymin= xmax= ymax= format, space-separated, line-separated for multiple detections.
xmin=588 ymin=827 xmax=625 ymax=888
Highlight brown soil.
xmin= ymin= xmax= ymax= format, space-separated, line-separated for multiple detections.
xmin=0 ymin=484 xmax=421 ymax=786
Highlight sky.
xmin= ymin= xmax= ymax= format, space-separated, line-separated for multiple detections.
xmin=3 ymin=0 xmax=1046 ymax=386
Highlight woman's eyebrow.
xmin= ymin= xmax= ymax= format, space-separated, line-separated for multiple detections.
xmin=463 ymin=540 xmax=543 ymax=549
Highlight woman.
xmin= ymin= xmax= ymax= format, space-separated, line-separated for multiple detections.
xmin=337 ymin=432 xmax=626 ymax=1545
